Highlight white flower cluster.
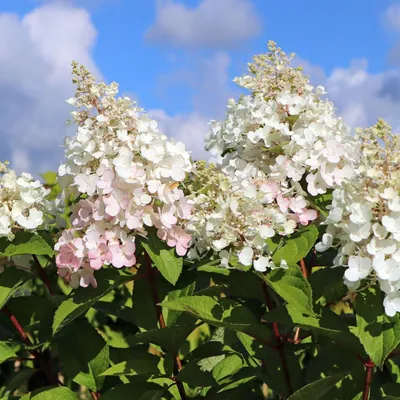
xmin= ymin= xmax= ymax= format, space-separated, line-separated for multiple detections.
xmin=0 ymin=161 xmax=50 ymax=240
xmin=189 ymin=42 xmax=358 ymax=272
xmin=187 ymin=162 xmax=302 ymax=271
xmin=55 ymin=63 xmax=193 ymax=289
xmin=316 ymin=119 xmax=400 ymax=316
xmin=206 ymin=41 xmax=358 ymax=199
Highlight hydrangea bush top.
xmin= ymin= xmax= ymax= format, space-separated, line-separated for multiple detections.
xmin=317 ymin=119 xmax=400 ymax=316
xmin=55 ymin=63 xmax=193 ymax=288
xmin=189 ymin=42 xmax=359 ymax=273
xmin=205 ymin=41 xmax=359 ymax=197
xmin=0 ymin=161 xmax=50 ymax=240
xmin=1 ymin=43 xmax=400 ymax=400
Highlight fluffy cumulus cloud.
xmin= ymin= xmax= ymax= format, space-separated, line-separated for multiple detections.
xmin=300 ymin=57 xmax=400 ymax=132
xmin=149 ymin=110 xmax=210 ymax=160
xmin=0 ymin=2 xmax=99 ymax=174
xmin=384 ymin=3 xmax=400 ymax=32
xmin=152 ymin=52 xmax=238 ymax=160
xmin=383 ymin=4 xmax=400 ymax=65
xmin=145 ymin=0 xmax=261 ymax=48
xmin=144 ymin=0 xmax=258 ymax=161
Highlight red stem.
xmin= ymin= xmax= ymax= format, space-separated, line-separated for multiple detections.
xmin=3 ymin=306 xmax=60 ymax=385
xmin=299 ymin=259 xmax=308 ymax=278
xmin=145 ymin=254 xmax=186 ymax=400
xmin=3 ymin=306 xmax=37 ymax=353
xmin=90 ymin=391 xmax=101 ymax=400
xmin=362 ymin=360 xmax=375 ymax=400
xmin=262 ymin=282 xmax=293 ymax=395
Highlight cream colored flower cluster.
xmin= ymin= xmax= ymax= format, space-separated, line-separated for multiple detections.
xmin=55 ymin=63 xmax=193 ymax=288
xmin=206 ymin=41 xmax=358 ymax=200
xmin=191 ymin=42 xmax=359 ymax=272
xmin=316 ymin=119 xmax=400 ymax=316
xmin=0 ymin=161 xmax=50 ymax=240
xmin=187 ymin=162 xmax=302 ymax=271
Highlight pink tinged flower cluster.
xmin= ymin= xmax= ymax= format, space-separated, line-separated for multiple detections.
xmin=187 ymin=162 xmax=317 ymax=273
xmin=55 ymin=63 xmax=193 ymax=288
xmin=195 ymin=42 xmax=358 ymax=273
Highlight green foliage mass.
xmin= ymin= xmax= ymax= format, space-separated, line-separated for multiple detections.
xmin=0 ymin=185 xmax=398 ymax=400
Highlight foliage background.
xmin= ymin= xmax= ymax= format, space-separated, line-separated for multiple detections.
xmin=1 ymin=175 xmax=400 ymax=399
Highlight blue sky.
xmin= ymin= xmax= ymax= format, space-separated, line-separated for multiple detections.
xmin=0 ymin=0 xmax=400 ymax=173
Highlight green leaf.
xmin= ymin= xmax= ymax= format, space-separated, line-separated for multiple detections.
xmin=211 ymin=354 xmax=245 ymax=383
xmin=264 ymin=143 xmax=284 ymax=154
xmin=0 ymin=267 xmax=32 ymax=309
xmin=386 ymin=355 xmax=400 ymax=382
xmin=30 ymin=387 xmax=78 ymax=400
xmin=236 ymin=333 xmax=263 ymax=369
xmin=92 ymin=302 xmax=136 ymax=324
xmin=101 ymin=379 xmax=164 ymax=400
xmin=0 ymin=368 xmax=37 ymax=397
xmin=52 ymin=269 xmax=135 ymax=334
xmin=0 ymin=342 xmax=17 ymax=364
xmin=161 ymin=295 xmax=271 ymax=340
xmin=7 ymin=296 xmax=54 ymax=342
xmin=304 ymin=342 xmax=364 ymax=400
xmin=260 ymin=265 xmax=314 ymax=316
xmin=197 ymin=264 xmax=230 ymax=276
xmin=131 ymin=323 xmax=197 ymax=352
xmin=41 ymin=171 xmax=57 ymax=185
xmin=210 ymin=269 xmax=265 ymax=303
xmin=141 ymin=230 xmax=182 ymax=285
xmin=131 ymin=267 xmax=158 ymax=331
xmin=177 ymin=353 xmax=245 ymax=387
xmin=57 ymin=320 xmax=109 ymax=391
xmin=382 ymin=382 xmax=400 ymax=398
xmin=288 ymin=374 xmax=346 ymax=399
xmin=237 ymin=334 xmax=301 ymax=397
xmin=309 ymin=267 xmax=347 ymax=305
xmin=268 ymin=225 xmax=318 ymax=265
xmin=356 ymin=287 xmax=400 ymax=368
xmin=310 ymin=191 xmax=333 ymax=217
xmin=161 ymin=273 xmax=196 ymax=327
xmin=0 ymin=231 xmax=53 ymax=257
xmin=102 ymin=346 xmax=161 ymax=377
xmin=284 ymin=306 xmax=364 ymax=353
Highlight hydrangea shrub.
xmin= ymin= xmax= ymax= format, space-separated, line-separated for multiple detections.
xmin=0 ymin=43 xmax=399 ymax=400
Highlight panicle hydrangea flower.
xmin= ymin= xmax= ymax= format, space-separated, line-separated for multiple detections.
xmin=315 ymin=119 xmax=400 ymax=316
xmin=189 ymin=41 xmax=358 ymax=272
xmin=205 ymin=41 xmax=359 ymax=200
xmin=187 ymin=161 xmax=315 ymax=271
xmin=55 ymin=63 xmax=193 ymax=289
xmin=0 ymin=161 xmax=50 ymax=240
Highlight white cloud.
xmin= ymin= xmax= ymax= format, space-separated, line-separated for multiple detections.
xmin=384 ymin=4 xmax=400 ymax=31
xmin=145 ymin=0 xmax=261 ymax=48
xmin=301 ymin=57 xmax=400 ymax=132
xmin=0 ymin=2 xmax=99 ymax=174
xmin=149 ymin=110 xmax=210 ymax=160
xmin=382 ymin=4 xmax=400 ymax=65
xmin=153 ymin=52 xmax=238 ymax=160
xmin=153 ymin=55 xmax=400 ymax=163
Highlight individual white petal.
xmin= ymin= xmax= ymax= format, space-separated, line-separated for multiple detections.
xmin=238 ymin=246 xmax=254 ymax=266
xmin=254 ymin=256 xmax=269 ymax=272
